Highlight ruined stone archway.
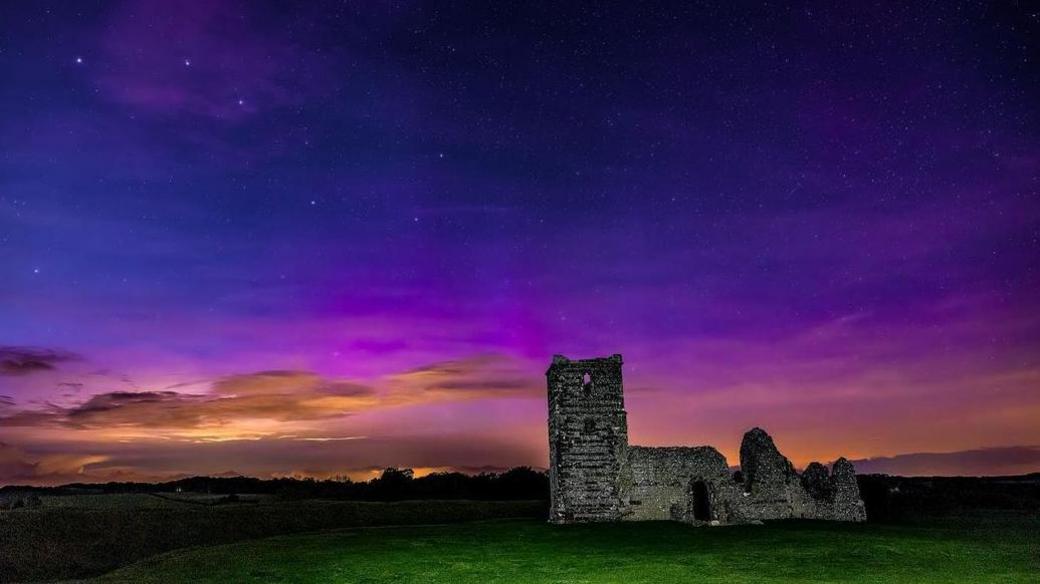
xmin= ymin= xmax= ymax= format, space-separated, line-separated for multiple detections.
xmin=689 ymin=480 xmax=712 ymax=522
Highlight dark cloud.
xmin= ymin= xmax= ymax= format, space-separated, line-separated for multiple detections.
xmin=0 ymin=346 xmax=78 ymax=376
xmin=852 ymin=446 xmax=1040 ymax=477
xmin=63 ymin=391 xmax=208 ymax=428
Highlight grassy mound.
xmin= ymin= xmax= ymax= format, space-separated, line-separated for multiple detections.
xmin=91 ymin=513 xmax=1038 ymax=583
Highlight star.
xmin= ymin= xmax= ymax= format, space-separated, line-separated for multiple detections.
xmin=32 ymin=267 xmax=39 ymax=274
xmin=184 ymin=59 xmax=192 ymax=67
xmin=237 ymin=99 xmax=245 ymax=106
xmin=74 ymin=56 xmax=83 ymax=64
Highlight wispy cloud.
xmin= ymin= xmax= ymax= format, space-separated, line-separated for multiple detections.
xmin=0 ymin=371 xmax=380 ymax=439
xmin=388 ymin=354 xmax=539 ymax=399
xmin=0 ymin=354 xmax=540 ymax=445
xmin=0 ymin=347 xmax=79 ymax=376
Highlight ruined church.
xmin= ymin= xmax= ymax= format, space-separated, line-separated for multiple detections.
xmin=547 ymin=354 xmax=866 ymax=525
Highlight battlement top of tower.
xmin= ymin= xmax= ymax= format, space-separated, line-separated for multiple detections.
xmin=547 ymin=353 xmax=623 ymax=374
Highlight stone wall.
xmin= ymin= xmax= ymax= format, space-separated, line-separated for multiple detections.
xmin=622 ymin=446 xmax=736 ymax=523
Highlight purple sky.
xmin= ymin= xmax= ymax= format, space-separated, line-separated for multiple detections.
xmin=1 ymin=2 xmax=1039 ymax=485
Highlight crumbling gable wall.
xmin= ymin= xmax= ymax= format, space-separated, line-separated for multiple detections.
xmin=738 ymin=427 xmax=816 ymax=519
xmin=733 ymin=428 xmax=867 ymax=522
xmin=826 ymin=458 xmax=868 ymax=522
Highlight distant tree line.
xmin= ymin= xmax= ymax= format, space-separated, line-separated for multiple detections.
xmin=1 ymin=466 xmax=550 ymax=501
xmin=857 ymin=473 xmax=1040 ymax=522
xmin=7 ymin=470 xmax=1039 ymax=518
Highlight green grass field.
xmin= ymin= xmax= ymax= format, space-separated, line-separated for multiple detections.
xmin=37 ymin=492 xmax=274 ymax=509
xmin=0 ymin=498 xmax=546 ymax=582
xmin=89 ymin=513 xmax=1039 ymax=583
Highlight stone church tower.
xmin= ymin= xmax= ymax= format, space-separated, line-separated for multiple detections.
xmin=546 ymin=354 xmax=628 ymax=523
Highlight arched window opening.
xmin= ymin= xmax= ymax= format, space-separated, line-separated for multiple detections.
xmin=690 ymin=480 xmax=712 ymax=522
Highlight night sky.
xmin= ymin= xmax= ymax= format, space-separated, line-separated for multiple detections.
xmin=2 ymin=2 xmax=1039 ymax=485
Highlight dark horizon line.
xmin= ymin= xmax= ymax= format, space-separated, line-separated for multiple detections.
xmin=4 ymin=469 xmax=1040 ymax=492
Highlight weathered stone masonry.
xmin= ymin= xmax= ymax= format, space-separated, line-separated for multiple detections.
xmin=547 ymin=354 xmax=866 ymax=525
xmin=547 ymin=354 xmax=628 ymax=522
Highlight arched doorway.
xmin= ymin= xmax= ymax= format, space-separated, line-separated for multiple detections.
xmin=689 ymin=480 xmax=712 ymax=522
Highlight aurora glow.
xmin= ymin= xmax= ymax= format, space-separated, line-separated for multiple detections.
xmin=1 ymin=2 xmax=1038 ymax=484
